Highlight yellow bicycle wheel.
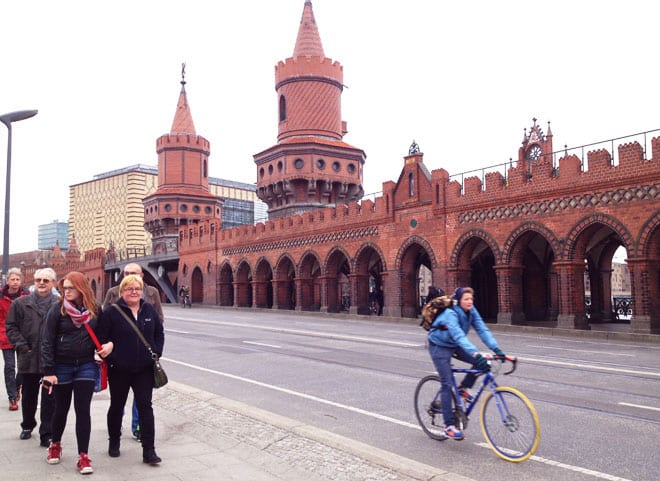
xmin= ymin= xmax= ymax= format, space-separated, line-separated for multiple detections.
xmin=480 ymin=386 xmax=540 ymax=462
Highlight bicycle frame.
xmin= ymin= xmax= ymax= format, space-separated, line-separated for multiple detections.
xmin=450 ymin=367 xmax=497 ymax=418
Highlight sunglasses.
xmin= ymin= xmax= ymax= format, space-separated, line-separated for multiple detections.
xmin=34 ymin=278 xmax=52 ymax=283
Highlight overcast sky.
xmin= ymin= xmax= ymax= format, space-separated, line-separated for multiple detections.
xmin=1 ymin=0 xmax=657 ymax=256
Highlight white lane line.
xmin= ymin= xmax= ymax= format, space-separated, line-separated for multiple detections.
xmin=526 ymin=345 xmax=635 ymax=357
xmin=167 ymin=356 xmax=632 ymax=481
xmin=474 ymin=443 xmax=633 ymax=481
xmin=619 ymin=402 xmax=660 ymax=412
xmin=164 ymin=357 xmax=419 ymax=429
xmin=165 ymin=328 xmax=190 ymax=334
xmin=518 ymin=356 xmax=660 ymax=377
xmin=166 ymin=317 xmax=421 ymax=348
xmin=243 ymin=341 xmax=282 ymax=349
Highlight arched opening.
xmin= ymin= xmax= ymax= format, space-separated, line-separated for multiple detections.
xmin=454 ymin=237 xmax=498 ymax=322
xmin=325 ymin=249 xmax=350 ymax=313
xmin=274 ymin=256 xmax=296 ymax=310
xmin=235 ymin=262 xmax=252 ymax=308
xmin=218 ymin=263 xmax=234 ymax=307
xmin=299 ymin=252 xmax=322 ymax=311
xmin=191 ymin=266 xmax=204 ymax=304
xmin=399 ymin=243 xmax=433 ymax=318
xmin=354 ymin=245 xmax=384 ymax=315
xmin=255 ymin=259 xmax=274 ymax=308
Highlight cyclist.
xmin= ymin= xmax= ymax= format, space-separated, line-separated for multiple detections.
xmin=427 ymin=286 xmax=505 ymax=441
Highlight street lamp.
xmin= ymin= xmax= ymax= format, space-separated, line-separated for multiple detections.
xmin=0 ymin=109 xmax=38 ymax=284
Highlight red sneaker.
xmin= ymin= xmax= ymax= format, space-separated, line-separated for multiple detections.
xmin=77 ymin=452 xmax=93 ymax=474
xmin=458 ymin=388 xmax=474 ymax=403
xmin=47 ymin=442 xmax=62 ymax=464
xmin=8 ymin=398 xmax=18 ymax=411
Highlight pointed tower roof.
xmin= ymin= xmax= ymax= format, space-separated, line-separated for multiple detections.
xmin=293 ymin=0 xmax=325 ymax=57
xmin=170 ymin=63 xmax=196 ymax=135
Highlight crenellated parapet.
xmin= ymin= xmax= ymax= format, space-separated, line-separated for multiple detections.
xmin=275 ymin=56 xmax=343 ymax=89
xmin=156 ymin=133 xmax=210 ymax=154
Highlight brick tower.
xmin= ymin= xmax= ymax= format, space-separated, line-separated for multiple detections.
xmin=143 ymin=67 xmax=223 ymax=255
xmin=254 ymin=0 xmax=366 ymax=219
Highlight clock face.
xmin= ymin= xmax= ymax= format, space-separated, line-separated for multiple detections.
xmin=527 ymin=145 xmax=542 ymax=161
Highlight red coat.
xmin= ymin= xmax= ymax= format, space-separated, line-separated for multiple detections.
xmin=0 ymin=286 xmax=29 ymax=349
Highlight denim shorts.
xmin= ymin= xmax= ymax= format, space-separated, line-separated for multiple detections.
xmin=54 ymin=361 xmax=97 ymax=384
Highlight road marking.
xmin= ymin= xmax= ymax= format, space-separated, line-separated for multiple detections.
xmin=167 ymin=356 xmax=632 ymax=481
xmin=167 ymin=317 xmax=421 ymax=348
xmin=526 ymin=345 xmax=635 ymax=357
xmin=165 ymin=328 xmax=190 ymax=334
xmin=619 ymin=402 xmax=660 ymax=412
xmin=473 ymin=443 xmax=634 ymax=481
xmin=517 ymin=356 xmax=660 ymax=377
xmin=243 ymin=341 xmax=282 ymax=349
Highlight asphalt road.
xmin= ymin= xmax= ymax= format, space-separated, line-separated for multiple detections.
xmin=160 ymin=305 xmax=660 ymax=481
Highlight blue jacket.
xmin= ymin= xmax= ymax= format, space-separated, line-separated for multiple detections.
xmin=428 ymin=304 xmax=499 ymax=356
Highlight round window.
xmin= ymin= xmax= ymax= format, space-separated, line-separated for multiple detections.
xmin=277 ymin=161 xmax=283 ymax=172
xmin=332 ymin=162 xmax=340 ymax=172
xmin=268 ymin=164 xmax=273 ymax=175
xmin=294 ymin=158 xmax=304 ymax=169
xmin=180 ymin=204 xmax=188 ymax=212
xmin=164 ymin=204 xmax=172 ymax=212
xmin=205 ymin=206 xmax=212 ymax=214
xmin=193 ymin=205 xmax=200 ymax=213
xmin=347 ymin=163 xmax=356 ymax=174
xmin=316 ymin=159 xmax=325 ymax=169
xmin=259 ymin=167 xmax=265 ymax=178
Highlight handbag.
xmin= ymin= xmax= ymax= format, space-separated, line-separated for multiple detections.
xmin=112 ymin=304 xmax=168 ymax=389
xmin=84 ymin=323 xmax=108 ymax=392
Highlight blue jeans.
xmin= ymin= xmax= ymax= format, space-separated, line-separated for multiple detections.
xmin=54 ymin=361 xmax=97 ymax=384
xmin=2 ymin=349 xmax=20 ymax=399
xmin=428 ymin=343 xmax=479 ymax=426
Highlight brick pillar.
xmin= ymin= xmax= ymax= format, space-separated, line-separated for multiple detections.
xmin=294 ymin=277 xmax=303 ymax=311
xmin=628 ymin=259 xmax=659 ymax=334
xmin=271 ymin=279 xmax=280 ymax=310
xmin=319 ymin=276 xmax=329 ymax=313
xmin=494 ymin=264 xmax=525 ymax=325
xmin=381 ymin=271 xmax=400 ymax=317
xmin=298 ymin=276 xmax=311 ymax=310
xmin=555 ymin=260 xmax=590 ymax=330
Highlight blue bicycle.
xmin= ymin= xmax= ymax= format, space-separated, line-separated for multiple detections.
xmin=414 ymin=354 xmax=540 ymax=462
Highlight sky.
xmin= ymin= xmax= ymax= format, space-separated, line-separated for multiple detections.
xmin=1 ymin=0 xmax=658 ymax=256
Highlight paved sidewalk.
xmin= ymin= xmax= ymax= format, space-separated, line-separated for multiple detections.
xmin=0 ymin=381 xmax=475 ymax=481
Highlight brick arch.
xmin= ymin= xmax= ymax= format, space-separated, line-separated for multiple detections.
xmin=449 ymin=229 xmax=500 ymax=268
xmin=235 ymin=259 xmax=252 ymax=308
xmin=191 ymin=265 xmax=204 ymax=304
xmin=564 ymin=214 xmax=634 ymax=261
xmin=254 ymin=257 xmax=274 ymax=309
xmin=501 ymin=221 xmax=560 ymax=264
xmin=274 ymin=254 xmax=296 ymax=310
xmin=299 ymin=250 xmax=322 ymax=311
xmin=354 ymin=242 xmax=387 ymax=273
xmin=353 ymin=242 xmax=386 ymax=315
xmin=324 ymin=246 xmax=352 ymax=313
xmin=218 ymin=261 xmax=234 ymax=307
xmin=393 ymin=235 xmax=437 ymax=271
xmin=636 ymin=210 xmax=660 ymax=258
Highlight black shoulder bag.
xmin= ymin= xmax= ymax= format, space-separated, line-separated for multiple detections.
xmin=112 ymin=304 xmax=168 ymax=389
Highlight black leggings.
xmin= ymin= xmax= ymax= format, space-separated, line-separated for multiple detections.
xmin=51 ymin=380 xmax=95 ymax=454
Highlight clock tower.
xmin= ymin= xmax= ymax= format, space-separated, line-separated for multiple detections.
xmin=519 ymin=117 xmax=554 ymax=164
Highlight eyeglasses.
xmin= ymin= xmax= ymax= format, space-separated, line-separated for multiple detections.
xmin=34 ymin=278 xmax=52 ymax=284
xmin=62 ymin=286 xmax=77 ymax=291
xmin=123 ymin=287 xmax=143 ymax=293
xmin=124 ymin=271 xmax=140 ymax=276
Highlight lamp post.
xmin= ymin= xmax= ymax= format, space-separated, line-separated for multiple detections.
xmin=0 ymin=109 xmax=38 ymax=284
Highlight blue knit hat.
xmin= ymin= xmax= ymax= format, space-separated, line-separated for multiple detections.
xmin=453 ymin=287 xmax=467 ymax=301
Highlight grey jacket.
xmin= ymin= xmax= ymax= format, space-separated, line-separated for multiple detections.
xmin=6 ymin=293 xmax=60 ymax=374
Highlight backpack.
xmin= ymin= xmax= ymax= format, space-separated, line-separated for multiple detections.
xmin=420 ymin=295 xmax=452 ymax=331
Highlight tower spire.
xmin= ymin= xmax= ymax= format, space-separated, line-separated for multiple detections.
xmin=170 ymin=62 xmax=196 ymax=135
xmin=293 ymin=0 xmax=325 ymax=57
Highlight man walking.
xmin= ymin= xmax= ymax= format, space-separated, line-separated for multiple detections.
xmin=0 ymin=268 xmax=29 ymax=410
xmin=6 ymin=268 xmax=59 ymax=446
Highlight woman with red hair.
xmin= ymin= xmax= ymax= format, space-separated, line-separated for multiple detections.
xmin=41 ymin=271 xmax=110 ymax=475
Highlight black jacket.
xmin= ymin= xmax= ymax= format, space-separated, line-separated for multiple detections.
xmin=41 ymin=302 xmax=101 ymax=376
xmin=6 ymin=293 xmax=60 ymax=374
xmin=97 ymin=298 xmax=164 ymax=373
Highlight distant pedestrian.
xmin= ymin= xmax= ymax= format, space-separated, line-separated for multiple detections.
xmin=98 ymin=274 xmax=164 ymax=465
xmin=41 ymin=271 xmax=108 ymax=474
xmin=5 ymin=268 xmax=58 ymax=447
xmin=0 ymin=268 xmax=29 ymax=411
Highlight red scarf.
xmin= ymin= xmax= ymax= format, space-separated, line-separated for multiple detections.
xmin=63 ymin=298 xmax=91 ymax=328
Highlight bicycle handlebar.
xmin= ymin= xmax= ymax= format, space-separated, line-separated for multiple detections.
xmin=483 ymin=354 xmax=517 ymax=375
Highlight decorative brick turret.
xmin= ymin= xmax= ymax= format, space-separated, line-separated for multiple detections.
xmin=254 ymin=0 xmax=366 ymax=219
xmin=143 ymin=67 xmax=223 ymax=256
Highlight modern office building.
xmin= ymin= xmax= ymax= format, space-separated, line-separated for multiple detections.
xmin=38 ymin=220 xmax=69 ymax=250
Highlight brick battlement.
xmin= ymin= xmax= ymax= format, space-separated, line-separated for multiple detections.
xmin=444 ymin=137 xmax=659 ymax=208
xmin=156 ymin=133 xmax=210 ymax=152
xmin=275 ymin=56 xmax=343 ymax=86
